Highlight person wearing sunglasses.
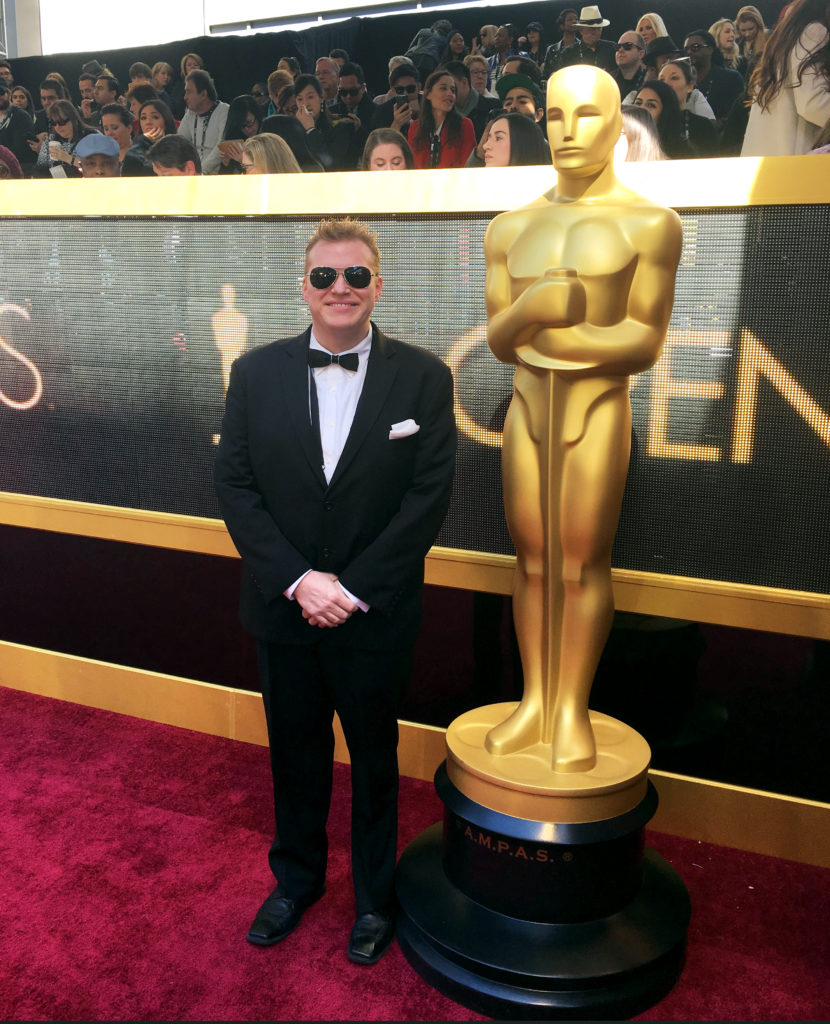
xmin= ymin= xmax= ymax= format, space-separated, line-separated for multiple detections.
xmin=327 ymin=61 xmax=375 ymax=169
xmin=683 ymin=30 xmax=745 ymax=124
xmin=33 ymin=99 xmax=98 ymax=178
xmin=330 ymin=60 xmax=373 ymax=124
xmin=250 ymin=82 xmax=269 ymax=107
xmin=369 ymin=63 xmax=422 ymax=134
xmin=214 ymin=216 xmax=455 ymax=966
xmin=612 ymin=31 xmax=648 ymax=96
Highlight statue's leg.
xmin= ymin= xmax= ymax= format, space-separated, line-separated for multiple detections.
xmin=485 ymin=380 xmax=546 ymax=755
xmin=552 ymin=388 xmax=631 ymax=773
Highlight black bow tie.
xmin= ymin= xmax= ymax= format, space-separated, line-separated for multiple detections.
xmin=308 ymin=350 xmax=359 ymax=372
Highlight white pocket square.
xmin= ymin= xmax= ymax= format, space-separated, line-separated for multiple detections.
xmin=389 ymin=419 xmax=420 ymax=439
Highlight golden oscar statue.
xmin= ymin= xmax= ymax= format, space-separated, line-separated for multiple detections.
xmin=395 ymin=67 xmax=690 ymax=1020
xmin=483 ymin=65 xmax=682 ymax=773
xmin=211 ymin=283 xmax=249 ymax=396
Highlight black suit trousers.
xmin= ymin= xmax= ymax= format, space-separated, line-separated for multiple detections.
xmin=257 ymin=639 xmax=413 ymax=914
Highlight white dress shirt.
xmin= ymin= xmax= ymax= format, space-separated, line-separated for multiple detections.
xmin=285 ymin=328 xmax=373 ymax=611
xmin=309 ymin=328 xmax=372 ymax=484
xmin=177 ymin=101 xmax=230 ymax=164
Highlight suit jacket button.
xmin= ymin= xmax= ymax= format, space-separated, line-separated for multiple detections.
xmin=322 ymin=547 xmax=331 ymax=558
xmin=324 ymin=501 xmax=334 ymax=511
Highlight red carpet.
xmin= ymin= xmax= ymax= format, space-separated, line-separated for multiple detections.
xmin=0 ymin=686 xmax=828 ymax=1021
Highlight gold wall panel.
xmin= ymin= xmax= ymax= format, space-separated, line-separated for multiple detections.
xmin=1 ymin=642 xmax=827 ymax=869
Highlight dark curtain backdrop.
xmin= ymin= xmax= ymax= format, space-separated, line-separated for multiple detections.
xmin=10 ymin=1 xmax=785 ymax=102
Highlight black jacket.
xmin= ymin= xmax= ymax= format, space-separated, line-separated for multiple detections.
xmin=214 ymin=324 xmax=456 ymax=649
xmin=0 ymin=104 xmax=35 ymax=173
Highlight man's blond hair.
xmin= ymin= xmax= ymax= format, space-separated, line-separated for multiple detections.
xmin=464 ymin=53 xmax=489 ymax=71
xmin=305 ymin=218 xmax=381 ymax=274
xmin=267 ymin=68 xmax=293 ymax=97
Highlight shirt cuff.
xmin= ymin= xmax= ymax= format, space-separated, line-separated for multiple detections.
xmin=337 ymin=581 xmax=370 ymax=613
xmin=284 ymin=569 xmax=312 ymax=600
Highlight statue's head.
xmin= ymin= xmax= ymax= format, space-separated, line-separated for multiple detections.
xmin=545 ymin=65 xmax=622 ymax=176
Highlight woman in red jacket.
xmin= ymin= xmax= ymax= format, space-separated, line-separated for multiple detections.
xmin=408 ymin=69 xmax=476 ymax=168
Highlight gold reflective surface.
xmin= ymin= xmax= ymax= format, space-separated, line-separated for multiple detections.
xmin=478 ymin=67 xmax=683 ymax=774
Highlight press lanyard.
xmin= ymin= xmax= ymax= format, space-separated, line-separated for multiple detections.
xmin=193 ymin=103 xmax=217 ymax=154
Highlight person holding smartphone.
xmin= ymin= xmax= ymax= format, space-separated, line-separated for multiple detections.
xmin=370 ymin=64 xmax=422 ymax=133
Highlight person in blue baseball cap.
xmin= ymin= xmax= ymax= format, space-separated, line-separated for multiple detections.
xmin=75 ymin=131 xmax=120 ymax=176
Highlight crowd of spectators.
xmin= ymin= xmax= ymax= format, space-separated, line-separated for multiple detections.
xmin=0 ymin=0 xmax=827 ymax=180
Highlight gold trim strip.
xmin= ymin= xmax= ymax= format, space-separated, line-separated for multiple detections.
xmin=1 ymin=492 xmax=827 ymax=637
xmin=0 ymin=156 xmax=824 ymax=217
xmin=1 ymin=641 xmax=827 ymax=868
xmin=649 ymin=770 xmax=830 ymax=869
xmin=0 ymin=491 xmax=237 ymax=557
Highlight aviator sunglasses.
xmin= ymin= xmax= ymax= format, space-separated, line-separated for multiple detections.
xmin=307 ymin=266 xmax=375 ymax=289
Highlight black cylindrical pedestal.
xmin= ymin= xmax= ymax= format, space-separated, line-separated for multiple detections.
xmin=396 ymin=765 xmax=690 ymax=1020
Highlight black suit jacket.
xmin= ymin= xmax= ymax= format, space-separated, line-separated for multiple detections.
xmin=214 ymin=324 xmax=456 ymax=650
xmin=558 ymin=39 xmax=619 ymax=75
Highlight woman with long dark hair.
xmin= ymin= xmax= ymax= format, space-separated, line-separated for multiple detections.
xmin=633 ymin=79 xmax=695 ymax=158
xmin=10 ymin=85 xmax=35 ymax=116
xmin=407 ymin=68 xmax=475 ymax=168
xmin=520 ymin=22 xmax=547 ymax=68
xmin=481 ymin=110 xmax=549 ymax=166
xmin=658 ymin=60 xmax=720 ymax=155
xmin=442 ymin=31 xmax=470 ymax=64
xmin=33 ymin=99 xmax=98 ymax=177
xmin=121 ymin=98 xmax=176 ymax=175
xmin=203 ymin=94 xmax=263 ymax=173
xmin=742 ymin=0 xmax=830 ymax=154
xmin=100 ymin=102 xmax=135 ymax=165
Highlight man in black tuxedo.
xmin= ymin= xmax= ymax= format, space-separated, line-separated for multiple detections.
xmin=214 ymin=218 xmax=455 ymax=965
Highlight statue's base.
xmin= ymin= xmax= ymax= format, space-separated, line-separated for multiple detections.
xmin=395 ymin=707 xmax=690 ymax=1020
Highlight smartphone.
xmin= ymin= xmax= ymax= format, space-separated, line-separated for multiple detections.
xmin=394 ymin=95 xmax=409 ymax=109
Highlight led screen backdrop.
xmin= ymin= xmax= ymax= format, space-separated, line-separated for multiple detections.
xmin=0 ymin=209 xmax=828 ymax=596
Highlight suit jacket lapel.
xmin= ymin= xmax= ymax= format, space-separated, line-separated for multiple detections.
xmin=278 ymin=328 xmax=327 ymax=490
xmin=328 ymin=325 xmax=398 ymax=490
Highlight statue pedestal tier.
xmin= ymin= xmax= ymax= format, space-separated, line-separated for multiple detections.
xmin=395 ymin=705 xmax=691 ymax=1020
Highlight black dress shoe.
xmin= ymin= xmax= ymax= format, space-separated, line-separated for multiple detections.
xmin=347 ymin=910 xmax=395 ymax=965
xmin=246 ymin=886 xmax=324 ymax=946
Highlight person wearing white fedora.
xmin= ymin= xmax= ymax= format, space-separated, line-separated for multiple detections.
xmin=558 ymin=6 xmax=618 ymax=74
